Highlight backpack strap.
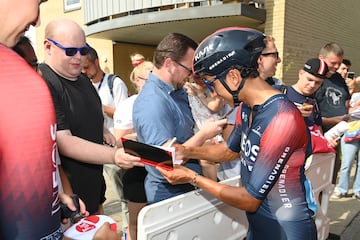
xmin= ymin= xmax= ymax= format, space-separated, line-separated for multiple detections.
xmin=38 ymin=63 xmax=65 ymax=102
xmin=279 ymin=84 xmax=288 ymax=94
xmin=106 ymin=74 xmax=118 ymax=98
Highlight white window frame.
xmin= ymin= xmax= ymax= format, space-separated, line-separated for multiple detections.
xmin=64 ymin=0 xmax=81 ymax=12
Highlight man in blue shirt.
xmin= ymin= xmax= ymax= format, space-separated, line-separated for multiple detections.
xmin=133 ymin=33 xmax=226 ymax=204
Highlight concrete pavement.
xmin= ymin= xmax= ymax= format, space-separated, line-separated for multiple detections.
xmin=327 ymin=162 xmax=360 ymax=240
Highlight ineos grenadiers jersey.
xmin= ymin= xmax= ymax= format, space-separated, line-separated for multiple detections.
xmin=0 ymin=46 xmax=62 ymax=239
xmin=227 ymin=94 xmax=317 ymax=239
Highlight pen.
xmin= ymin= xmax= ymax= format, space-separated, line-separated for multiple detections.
xmin=219 ymin=108 xmax=235 ymax=120
xmin=168 ymin=137 xmax=177 ymax=147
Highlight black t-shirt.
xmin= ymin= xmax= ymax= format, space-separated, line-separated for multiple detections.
xmin=42 ymin=65 xmax=106 ymax=214
xmin=314 ymin=72 xmax=350 ymax=131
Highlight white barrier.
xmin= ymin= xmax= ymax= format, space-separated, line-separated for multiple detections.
xmin=138 ymin=152 xmax=335 ymax=240
xmin=305 ymin=152 xmax=336 ymax=240
xmin=137 ymin=176 xmax=248 ymax=240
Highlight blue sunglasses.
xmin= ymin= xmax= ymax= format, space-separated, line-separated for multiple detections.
xmin=201 ymin=69 xmax=230 ymax=92
xmin=47 ymin=38 xmax=90 ymax=57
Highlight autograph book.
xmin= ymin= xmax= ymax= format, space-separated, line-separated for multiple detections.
xmin=121 ymin=138 xmax=175 ymax=170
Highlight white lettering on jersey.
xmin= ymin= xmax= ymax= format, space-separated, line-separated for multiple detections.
xmin=240 ymin=132 xmax=260 ymax=171
xmin=258 ymin=147 xmax=291 ymax=195
xmin=50 ymin=124 xmax=60 ymax=215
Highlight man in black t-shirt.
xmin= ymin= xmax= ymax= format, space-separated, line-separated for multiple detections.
xmin=42 ymin=18 xmax=142 ymax=215
xmin=315 ymin=42 xmax=351 ymax=184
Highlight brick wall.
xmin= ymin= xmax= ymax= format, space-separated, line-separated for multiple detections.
xmin=265 ymin=0 xmax=360 ymax=85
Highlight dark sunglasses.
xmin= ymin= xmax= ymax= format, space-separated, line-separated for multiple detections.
xmin=47 ymin=38 xmax=90 ymax=57
xmin=260 ymin=51 xmax=279 ymax=59
xmin=173 ymin=60 xmax=192 ymax=76
xmin=201 ymin=69 xmax=230 ymax=92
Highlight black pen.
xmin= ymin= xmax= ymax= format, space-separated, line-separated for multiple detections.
xmin=219 ymin=108 xmax=235 ymax=120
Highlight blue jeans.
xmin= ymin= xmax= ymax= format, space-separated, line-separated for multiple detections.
xmin=338 ymin=136 xmax=360 ymax=194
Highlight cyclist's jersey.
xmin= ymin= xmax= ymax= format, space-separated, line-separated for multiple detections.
xmin=227 ymin=94 xmax=317 ymax=240
xmin=0 ymin=45 xmax=62 ymax=239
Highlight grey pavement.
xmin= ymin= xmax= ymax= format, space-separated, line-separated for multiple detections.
xmin=327 ymin=162 xmax=360 ymax=240
xmin=103 ymin=163 xmax=360 ymax=240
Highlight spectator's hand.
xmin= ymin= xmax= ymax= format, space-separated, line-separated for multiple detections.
xmin=93 ymin=222 xmax=121 ymax=240
xmin=114 ymin=147 xmax=144 ymax=169
xmin=345 ymin=77 xmax=356 ymax=94
xmin=173 ymin=144 xmax=188 ymax=163
xmin=102 ymin=104 xmax=115 ymax=118
xmin=103 ymin=130 xmax=116 ymax=147
xmin=356 ymin=76 xmax=360 ymax=85
xmin=156 ymin=165 xmax=193 ymax=185
xmin=184 ymin=82 xmax=197 ymax=96
xmin=184 ymin=82 xmax=205 ymax=97
xmin=341 ymin=114 xmax=350 ymax=122
xmin=297 ymin=104 xmax=313 ymax=118
xmin=59 ymin=193 xmax=89 ymax=224
xmin=199 ymin=118 xmax=227 ymax=140
xmin=327 ymin=135 xmax=339 ymax=148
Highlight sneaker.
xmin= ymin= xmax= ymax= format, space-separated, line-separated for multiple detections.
xmin=332 ymin=192 xmax=353 ymax=198
xmin=355 ymin=193 xmax=360 ymax=200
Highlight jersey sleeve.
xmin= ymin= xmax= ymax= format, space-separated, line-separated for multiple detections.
xmin=246 ymin=108 xmax=308 ymax=200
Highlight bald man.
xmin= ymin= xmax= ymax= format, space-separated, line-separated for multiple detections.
xmin=40 ymin=18 xmax=142 ymax=216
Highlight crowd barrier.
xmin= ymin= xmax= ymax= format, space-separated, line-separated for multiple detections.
xmin=137 ymin=152 xmax=335 ymax=240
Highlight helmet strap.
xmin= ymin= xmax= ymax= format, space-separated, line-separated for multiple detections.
xmin=219 ymin=77 xmax=247 ymax=107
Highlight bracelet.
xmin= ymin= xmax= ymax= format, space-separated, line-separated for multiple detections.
xmin=193 ymin=173 xmax=199 ymax=191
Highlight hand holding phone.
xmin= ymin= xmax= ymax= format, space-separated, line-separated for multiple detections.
xmin=303 ymin=97 xmax=316 ymax=106
xmin=346 ymin=71 xmax=355 ymax=79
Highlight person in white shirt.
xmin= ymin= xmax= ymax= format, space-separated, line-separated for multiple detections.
xmin=82 ymin=46 xmax=129 ymax=235
xmin=83 ymin=46 xmax=128 ymax=133
xmin=113 ymin=60 xmax=153 ymax=240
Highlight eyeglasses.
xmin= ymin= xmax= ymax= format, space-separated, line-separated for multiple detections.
xmin=261 ymin=51 xmax=279 ymax=59
xmin=47 ymin=38 xmax=90 ymax=57
xmin=201 ymin=69 xmax=230 ymax=92
xmin=173 ymin=60 xmax=192 ymax=76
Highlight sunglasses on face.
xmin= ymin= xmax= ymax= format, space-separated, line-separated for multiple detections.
xmin=260 ymin=51 xmax=279 ymax=59
xmin=201 ymin=69 xmax=230 ymax=92
xmin=47 ymin=38 xmax=90 ymax=57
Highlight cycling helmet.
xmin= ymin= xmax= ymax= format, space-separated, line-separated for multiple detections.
xmin=193 ymin=27 xmax=266 ymax=76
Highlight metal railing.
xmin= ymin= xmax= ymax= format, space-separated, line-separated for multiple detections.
xmin=84 ymin=0 xmax=265 ymax=26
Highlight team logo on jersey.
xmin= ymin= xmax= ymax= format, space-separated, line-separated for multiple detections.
xmin=251 ymin=125 xmax=262 ymax=137
xmin=240 ymin=132 xmax=260 ymax=171
xmin=242 ymin=111 xmax=248 ymax=123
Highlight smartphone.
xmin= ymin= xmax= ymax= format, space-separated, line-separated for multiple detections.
xmin=304 ymin=97 xmax=316 ymax=106
xmin=346 ymin=71 xmax=355 ymax=79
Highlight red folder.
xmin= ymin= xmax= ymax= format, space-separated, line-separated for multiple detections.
xmin=121 ymin=138 xmax=173 ymax=170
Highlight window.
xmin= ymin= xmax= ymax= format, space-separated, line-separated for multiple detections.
xmin=64 ymin=0 xmax=81 ymax=12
